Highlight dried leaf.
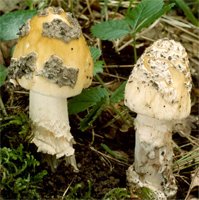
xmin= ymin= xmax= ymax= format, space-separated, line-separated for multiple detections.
xmin=0 ymin=0 xmax=21 ymax=12
xmin=190 ymin=168 xmax=199 ymax=191
xmin=186 ymin=168 xmax=199 ymax=200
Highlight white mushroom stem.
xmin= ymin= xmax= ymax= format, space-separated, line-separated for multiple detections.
xmin=126 ymin=114 xmax=177 ymax=199
xmin=29 ymin=90 xmax=77 ymax=170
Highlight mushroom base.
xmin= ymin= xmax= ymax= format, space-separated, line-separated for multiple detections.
xmin=126 ymin=114 xmax=177 ymax=199
xmin=29 ymin=90 xmax=78 ymax=170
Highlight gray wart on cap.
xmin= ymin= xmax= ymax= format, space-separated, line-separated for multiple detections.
xmin=42 ymin=17 xmax=81 ymax=43
xmin=38 ymin=55 xmax=79 ymax=88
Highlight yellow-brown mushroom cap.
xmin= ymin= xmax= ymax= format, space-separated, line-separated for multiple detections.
xmin=9 ymin=7 xmax=93 ymax=98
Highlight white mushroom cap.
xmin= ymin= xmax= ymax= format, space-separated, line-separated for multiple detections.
xmin=125 ymin=38 xmax=192 ymax=120
xmin=9 ymin=7 xmax=93 ymax=98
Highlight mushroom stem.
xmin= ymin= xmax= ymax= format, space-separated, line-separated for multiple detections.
xmin=29 ymin=90 xmax=77 ymax=170
xmin=127 ymin=114 xmax=177 ymax=199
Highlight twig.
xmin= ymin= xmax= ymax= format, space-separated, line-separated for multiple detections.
xmin=0 ymin=95 xmax=7 ymax=116
xmin=85 ymin=0 xmax=94 ymax=21
xmin=61 ymin=178 xmax=75 ymax=200
xmin=90 ymin=146 xmax=129 ymax=166
xmin=185 ymin=167 xmax=199 ymax=200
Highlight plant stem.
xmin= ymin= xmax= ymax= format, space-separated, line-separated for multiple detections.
xmin=132 ymin=34 xmax=137 ymax=63
xmin=95 ymin=74 xmax=107 ymax=89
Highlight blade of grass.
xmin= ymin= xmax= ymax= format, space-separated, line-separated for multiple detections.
xmin=175 ymin=0 xmax=199 ymax=26
xmin=101 ymin=143 xmax=127 ymax=161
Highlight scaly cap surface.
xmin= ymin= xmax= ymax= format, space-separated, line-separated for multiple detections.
xmin=125 ymin=38 xmax=192 ymax=120
xmin=9 ymin=7 xmax=93 ymax=98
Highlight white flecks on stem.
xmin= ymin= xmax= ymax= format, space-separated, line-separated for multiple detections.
xmin=29 ymin=90 xmax=77 ymax=169
xmin=126 ymin=114 xmax=177 ymax=199
xmin=125 ymin=39 xmax=192 ymax=199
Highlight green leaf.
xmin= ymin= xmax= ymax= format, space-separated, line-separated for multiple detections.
xmin=68 ymin=86 xmax=109 ymax=115
xmin=0 ymin=10 xmax=37 ymax=41
xmin=125 ymin=0 xmax=174 ymax=34
xmin=131 ymin=3 xmax=175 ymax=34
xmin=91 ymin=0 xmax=174 ymax=41
xmin=90 ymin=46 xmax=102 ymax=62
xmin=126 ymin=0 xmax=163 ymax=30
xmin=174 ymin=0 xmax=199 ymax=26
xmin=110 ymin=81 xmax=126 ymax=103
xmin=90 ymin=47 xmax=104 ymax=75
xmin=91 ymin=19 xmax=130 ymax=40
xmin=93 ymin=61 xmax=104 ymax=75
xmin=0 ymin=65 xmax=7 ymax=86
xmin=80 ymin=98 xmax=107 ymax=131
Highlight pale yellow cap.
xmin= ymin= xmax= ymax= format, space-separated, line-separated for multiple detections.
xmin=125 ymin=38 xmax=192 ymax=120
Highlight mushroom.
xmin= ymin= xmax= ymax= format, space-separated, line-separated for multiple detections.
xmin=8 ymin=7 xmax=93 ymax=170
xmin=124 ymin=38 xmax=192 ymax=199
